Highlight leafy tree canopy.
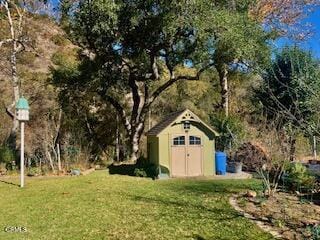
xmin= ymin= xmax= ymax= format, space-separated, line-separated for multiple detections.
xmin=255 ymin=46 xmax=320 ymax=135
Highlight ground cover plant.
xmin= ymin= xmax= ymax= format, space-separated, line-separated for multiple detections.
xmin=239 ymin=191 xmax=320 ymax=240
xmin=0 ymin=171 xmax=274 ymax=240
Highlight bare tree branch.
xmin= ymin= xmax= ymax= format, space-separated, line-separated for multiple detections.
xmin=148 ymin=63 xmax=214 ymax=105
xmin=0 ymin=39 xmax=13 ymax=48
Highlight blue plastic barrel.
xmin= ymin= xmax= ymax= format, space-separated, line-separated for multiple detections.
xmin=215 ymin=152 xmax=226 ymax=175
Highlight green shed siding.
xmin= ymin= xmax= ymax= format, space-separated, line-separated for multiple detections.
xmin=147 ymin=136 xmax=159 ymax=165
xmin=147 ymin=109 xmax=218 ymax=177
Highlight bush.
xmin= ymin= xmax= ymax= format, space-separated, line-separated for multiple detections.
xmin=51 ymin=34 xmax=69 ymax=46
xmin=134 ymin=164 xmax=158 ymax=178
xmin=307 ymin=225 xmax=320 ymax=240
xmin=134 ymin=168 xmax=147 ymax=178
xmin=0 ymin=163 xmax=7 ymax=175
xmin=17 ymin=52 xmax=37 ymax=65
xmin=135 ymin=157 xmax=158 ymax=178
xmin=0 ymin=146 xmax=15 ymax=169
xmin=210 ymin=113 xmax=245 ymax=151
xmin=27 ymin=167 xmax=41 ymax=177
xmin=285 ymin=162 xmax=316 ymax=192
xmin=51 ymin=52 xmax=67 ymax=66
xmin=108 ymin=157 xmax=158 ymax=179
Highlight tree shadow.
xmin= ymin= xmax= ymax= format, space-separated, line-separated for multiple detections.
xmin=191 ymin=234 xmax=206 ymax=240
xmin=128 ymin=194 xmax=242 ymax=221
xmin=108 ymin=159 xmax=159 ymax=179
xmin=0 ymin=179 xmax=20 ymax=187
xmin=163 ymin=179 xmax=261 ymax=196
xmin=108 ymin=164 xmax=136 ymax=176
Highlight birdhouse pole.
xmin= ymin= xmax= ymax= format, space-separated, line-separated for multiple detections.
xmin=20 ymin=121 xmax=25 ymax=188
xmin=16 ymin=97 xmax=30 ymax=188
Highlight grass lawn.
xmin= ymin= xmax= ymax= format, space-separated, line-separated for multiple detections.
xmin=0 ymin=171 xmax=274 ymax=240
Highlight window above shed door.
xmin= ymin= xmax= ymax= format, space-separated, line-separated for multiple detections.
xmin=183 ymin=122 xmax=191 ymax=130
xmin=189 ymin=136 xmax=201 ymax=145
xmin=173 ymin=136 xmax=185 ymax=145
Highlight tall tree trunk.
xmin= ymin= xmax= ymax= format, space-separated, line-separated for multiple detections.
xmin=313 ymin=136 xmax=317 ymax=160
xmin=289 ymin=136 xmax=296 ymax=161
xmin=11 ymin=40 xmax=20 ymax=132
xmin=116 ymin=114 xmax=120 ymax=162
xmin=129 ymin=122 xmax=145 ymax=162
xmin=2 ymin=1 xmax=22 ymax=150
xmin=57 ymin=143 xmax=62 ymax=172
xmin=217 ymin=64 xmax=229 ymax=117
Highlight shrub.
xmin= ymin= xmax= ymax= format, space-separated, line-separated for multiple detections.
xmin=285 ymin=163 xmax=316 ymax=192
xmin=0 ymin=163 xmax=7 ymax=175
xmin=27 ymin=167 xmax=41 ymax=177
xmin=134 ymin=164 xmax=158 ymax=179
xmin=51 ymin=52 xmax=67 ymax=66
xmin=134 ymin=168 xmax=147 ymax=178
xmin=210 ymin=113 xmax=245 ymax=151
xmin=17 ymin=52 xmax=37 ymax=65
xmin=0 ymin=146 xmax=15 ymax=169
xmin=51 ymin=34 xmax=69 ymax=46
xmin=307 ymin=225 xmax=320 ymax=240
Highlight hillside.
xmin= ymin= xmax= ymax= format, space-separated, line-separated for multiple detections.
xmin=0 ymin=14 xmax=78 ymax=163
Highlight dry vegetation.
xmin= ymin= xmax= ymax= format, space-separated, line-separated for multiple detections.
xmin=238 ymin=192 xmax=320 ymax=240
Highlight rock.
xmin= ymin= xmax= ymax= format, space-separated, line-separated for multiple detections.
xmin=246 ymin=190 xmax=257 ymax=198
xmin=70 ymin=169 xmax=81 ymax=176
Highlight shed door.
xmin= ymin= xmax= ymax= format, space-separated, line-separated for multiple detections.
xmin=187 ymin=136 xmax=202 ymax=176
xmin=171 ymin=136 xmax=187 ymax=176
xmin=171 ymin=135 xmax=202 ymax=177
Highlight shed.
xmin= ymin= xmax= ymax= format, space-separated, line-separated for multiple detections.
xmin=147 ymin=109 xmax=219 ymax=178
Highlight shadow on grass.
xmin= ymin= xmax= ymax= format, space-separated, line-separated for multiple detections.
xmin=129 ymin=194 xmax=242 ymax=221
xmin=191 ymin=235 xmax=206 ymax=240
xmin=163 ymin=180 xmax=262 ymax=196
xmin=108 ymin=164 xmax=136 ymax=176
xmin=0 ymin=179 xmax=20 ymax=187
xmin=108 ymin=161 xmax=158 ymax=179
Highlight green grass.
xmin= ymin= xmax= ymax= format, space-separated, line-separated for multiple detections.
xmin=0 ymin=171 xmax=274 ymax=240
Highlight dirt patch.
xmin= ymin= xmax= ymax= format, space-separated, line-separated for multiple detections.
xmin=234 ymin=192 xmax=320 ymax=240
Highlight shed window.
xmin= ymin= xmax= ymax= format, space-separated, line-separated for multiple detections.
xmin=173 ymin=136 xmax=185 ymax=145
xmin=183 ymin=122 xmax=190 ymax=130
xmin=189 ymin=136 xmax=201 ymax=145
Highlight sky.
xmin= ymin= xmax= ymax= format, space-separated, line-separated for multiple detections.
xmin=276 ymin=8 xmax=320 ymax=59
xmin=49 ymin=1 xmax=320 ymax=58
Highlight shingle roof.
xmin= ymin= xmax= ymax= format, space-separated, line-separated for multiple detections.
xmin=146 ymin=109 xmax=186 ymax=136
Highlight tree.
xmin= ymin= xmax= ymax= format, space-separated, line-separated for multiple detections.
xmin=208 ymin=0 xmax=319 ymax=117
xmin=250 ymin=0 xmax=320 ymax=38
xmin=255 ymin=46 xmax=320 ymax=161
xmin=0 ymin=0 xmax=26 ymax=147
xmin=0 ymin=0 xmax=51 ymax=149
xmin=53 ymin=0 xmax=221 ymax=162
xmin=201 ymin=0 xmax=319 ymax=117
xmin=210 ymin=6 xmax=270 ymax=116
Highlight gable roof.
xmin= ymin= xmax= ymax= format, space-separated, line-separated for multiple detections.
xmin=146 ymin=109 xmax=219 ymax=136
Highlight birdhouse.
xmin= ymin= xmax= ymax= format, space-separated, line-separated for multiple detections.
xmin=16 ymin=97 xmax=30 ymax=121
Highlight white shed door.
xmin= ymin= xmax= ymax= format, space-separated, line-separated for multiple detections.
xmin=171 ymin=135 xmax=202 ymax=177
xmin=171 ymin=135 xmax=187 ymax=176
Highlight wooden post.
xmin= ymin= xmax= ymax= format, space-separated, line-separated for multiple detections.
xmin=20 ymin=122 xmax=25 ymax=188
